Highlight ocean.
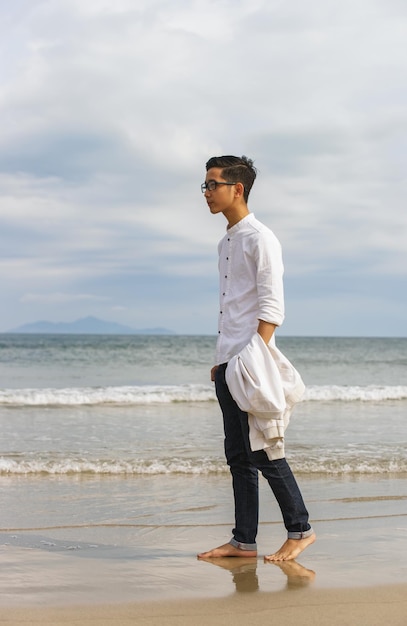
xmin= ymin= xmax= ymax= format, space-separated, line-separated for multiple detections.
xmin=1 ymin=334 xmax=406 ymax=604
xmin=1 ymin=334 xmax=406 ymax=477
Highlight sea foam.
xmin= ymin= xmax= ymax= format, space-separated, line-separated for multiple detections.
xmin=0 ymin=384 xmax=406 ymax=406
xmin=0 ymin=455 xmax=405 ymax=476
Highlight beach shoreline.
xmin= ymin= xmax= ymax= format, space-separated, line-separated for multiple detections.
xmin=1 ymin=508 xmax=407 ymax=625
xmin=1 ymin=335 xmax=406 ymax=624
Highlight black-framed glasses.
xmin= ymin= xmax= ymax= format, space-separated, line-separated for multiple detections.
xmin=201 ymin=180 xmax=237 ymax=193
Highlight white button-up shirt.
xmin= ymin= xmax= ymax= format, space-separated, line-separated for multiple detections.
xmin=215 ymin=213 xmax=285 ymax=365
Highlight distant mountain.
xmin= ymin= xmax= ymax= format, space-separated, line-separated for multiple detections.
xmin=7 ymin=316 xmax=175 ymax=335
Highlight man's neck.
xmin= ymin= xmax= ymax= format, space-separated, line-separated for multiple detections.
xmin=224 ymin=204 xmax=250 ymax=228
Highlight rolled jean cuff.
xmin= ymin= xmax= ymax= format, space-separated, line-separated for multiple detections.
xmin=229 ymin=538 xmax=257 ymax=551
xmin=287 ymin=527 xmax=314 ymax=540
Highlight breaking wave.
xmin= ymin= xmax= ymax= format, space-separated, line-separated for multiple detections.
xmin=0 ymin=455 xmax=405 ymax=476
xmin=1 ymin=384 xmax=406 ymax=407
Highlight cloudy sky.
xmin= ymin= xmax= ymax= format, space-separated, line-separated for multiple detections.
xmin=1 ymin=0 xmax=406 ymax=336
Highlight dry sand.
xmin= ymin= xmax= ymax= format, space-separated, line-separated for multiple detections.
xmin=1 ymin=583 xmax=406 ymax=626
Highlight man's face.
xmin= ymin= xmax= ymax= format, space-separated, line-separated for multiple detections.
xmin=203 ymin=167 xmax=237 ymax=216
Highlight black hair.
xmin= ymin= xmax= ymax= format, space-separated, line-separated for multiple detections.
xmin=205 ymin=155 xmax=257 ymax=202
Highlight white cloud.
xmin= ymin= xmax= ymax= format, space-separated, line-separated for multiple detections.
xmin=0 ymin=0 xmax=406 ymax=335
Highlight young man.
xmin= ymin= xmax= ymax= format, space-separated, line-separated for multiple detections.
xmin=198 ymin=155 xmax=315 ymax=561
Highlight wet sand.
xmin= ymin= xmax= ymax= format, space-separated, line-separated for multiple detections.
xmin=1 ymin=509 xmax=407 ymax=625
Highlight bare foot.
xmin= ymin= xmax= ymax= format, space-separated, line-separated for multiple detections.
xmin=197 ymin=543 xmax=257 ymax=559
xmin=264 ymin=532 xmax=316 ymax=562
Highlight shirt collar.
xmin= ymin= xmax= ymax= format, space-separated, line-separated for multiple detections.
xmin=226 ymin=212 xmax=255 ymax=235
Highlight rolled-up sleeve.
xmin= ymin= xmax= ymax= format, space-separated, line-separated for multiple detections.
xmin=255 ymin=230 xmax=285 ymax=327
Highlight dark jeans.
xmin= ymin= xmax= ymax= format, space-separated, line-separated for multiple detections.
xmin=215 ymin=363 xmax=312 ymax=549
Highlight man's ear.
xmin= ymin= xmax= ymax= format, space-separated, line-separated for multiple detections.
xmin=235 ymin=182 xmax=244 ymax=197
